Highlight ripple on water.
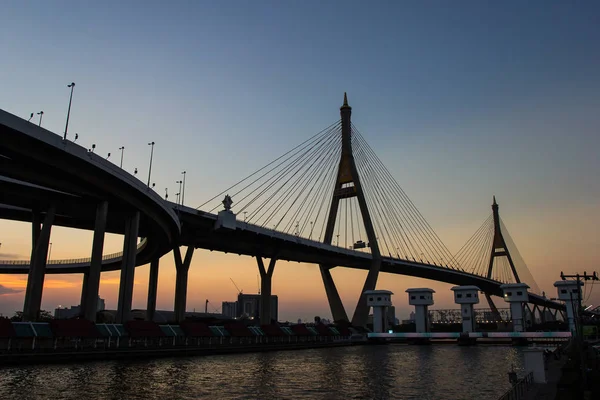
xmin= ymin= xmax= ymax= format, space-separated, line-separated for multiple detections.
xmin=0 ymin=345 xmax=523 ymax=400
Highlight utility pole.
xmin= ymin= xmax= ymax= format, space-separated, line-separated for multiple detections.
xmin=560 ymin=270 xmax=598 ymax=394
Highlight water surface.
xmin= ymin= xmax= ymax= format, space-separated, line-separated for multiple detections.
xmin=0 ymin=345 xmax=524 ymax=399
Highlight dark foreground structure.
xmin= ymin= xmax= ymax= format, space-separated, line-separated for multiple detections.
xmin=0 ymin=319 xmax=355 ymax=366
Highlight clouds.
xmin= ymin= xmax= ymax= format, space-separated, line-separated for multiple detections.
xmin=0 ymin=284 xmax=23 ymax=295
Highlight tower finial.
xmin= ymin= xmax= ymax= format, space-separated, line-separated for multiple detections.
xmin=493 ymin=195 xmax=497 ymax=206
xmin=341 ymin=92 xmax=351 ymax=110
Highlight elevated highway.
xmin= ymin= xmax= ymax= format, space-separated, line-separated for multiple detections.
xmin=0 ymin=107 xmax=564 ymax=324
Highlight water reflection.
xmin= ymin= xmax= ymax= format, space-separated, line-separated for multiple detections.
xmin=0 ymin=346 xmax=523 ymax=400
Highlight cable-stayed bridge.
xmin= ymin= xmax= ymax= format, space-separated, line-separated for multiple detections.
xmin=0 ymin=95 xmax=560 ymax=325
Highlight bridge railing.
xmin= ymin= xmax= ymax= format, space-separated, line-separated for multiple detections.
xmin=0 ymin=238 xmax=148 ymax=266
xmin=497 ymin=372 xmax=534 ymax=400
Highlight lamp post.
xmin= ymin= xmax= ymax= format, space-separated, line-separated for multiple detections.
xmin=64 ymin=82 xmax=75 ymax=140
xmin=118 ymin=146 xmax=124 ymax=168
xmin=147 ymin=141 xmax=155 ymax=187
xmin=176 ymin=180 xmax=183 ymax=205
xmin=181 ymin=171 xmax=186 ymax=206
xmin=37 ymin=111 xmax=44 ymax=127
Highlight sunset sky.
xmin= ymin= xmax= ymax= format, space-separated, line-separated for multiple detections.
xmin=1 ymin=1 xmax=599 ymax=321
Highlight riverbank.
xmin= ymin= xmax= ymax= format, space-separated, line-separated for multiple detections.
xmin=0 ymin=339 xmax=356 ymax=366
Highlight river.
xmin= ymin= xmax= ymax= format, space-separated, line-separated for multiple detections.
xmin=0 ymin=345 xmax=524 ymax=399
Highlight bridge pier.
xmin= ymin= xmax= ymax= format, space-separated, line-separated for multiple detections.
xmin=146 ymin=258 xmax=160 ymax=322
xmin=116 ymin=211 xmax=140 ymax=323
xmin=319 ymin=266 xmax=349 ymax=323
xmin=174 ymin=246 xmax=194 ymax=323
xmin=257 ymin=256 xmax=276 ymax=325
xmin=22 ymin=206 xmax=55 ymax=321
xmin=80 ymin=201 xmax=108 ymax=322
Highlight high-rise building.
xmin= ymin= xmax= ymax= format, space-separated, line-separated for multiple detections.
xmin=222 ymin=301 xmax=238 ymax=319
xmin=237 ymin=293 xmax=278 ymax=322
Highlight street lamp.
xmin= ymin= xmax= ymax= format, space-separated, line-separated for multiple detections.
xmin=27 ymin=113 xmax=34 ymax=122
xmin=176 ymin=180 xmax=183 ymax=205
xmin=64 ymin=82 xmax=75 ymax=140
xmin=147 ymin=141 xmax=155 ymax=187
xmin=165 ymin=188 xmax=169 ymax=200
xmin=118 ymin=146 xmax=125 ymax=168
xmin=181 ymin=171 xmax=186 ymax=206
xmin=37 ymin=111 xmax=44 ymax=127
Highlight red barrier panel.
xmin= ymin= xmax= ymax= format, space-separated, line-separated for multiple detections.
xmin=290 ymin=324 xmax=312 ymax=336
xmin=124 ymin=321 xmax=165 ymax=338
xmin=260 ymin=324 xmax=286 ymax=337
xmin=49 ymin=319 xmax=100 ymax=338
xmin=314 ymin=323 xmax=333 ymax=336
xmin=0 ymin=318 xmax=16 ymax=338
xmin=337 ymin=326 xmax=352 ymax=336
xmin=224 ymin=322 xmax=254 ymax=337
xmin=179 ymin=321 xmax=214 ymax=337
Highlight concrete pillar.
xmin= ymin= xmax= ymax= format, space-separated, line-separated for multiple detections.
xmin=174 ymin=246 xmax=194 ymax=323
xmin=365 ymin=290 xmax=393 ymax=333
xmin=451 ymin=286 xmax=480 ymax=333
xmin=319 ymin=265 xmax=349 ymax=323
xmin=257 ymin=257 xmax=276 ymax=325
xmin=30 ymin=211 xmax=41 ymax=260
xmin=22 ymin=206 xmax=55 ymax=321
xmin=116 ymin=211 xmax=140 ymax=323
xmin=146 ymin=258 xmax=159 ymax=322
xmin=82 ymin=201 xmax=108 ymax=321
xmin=524 ymin=348 xmax=547 ymax=383
xmin=406 ymin=288 xmax=435 ymax=333
xmin=80 ymin=271 xmax=89 ymax=315
xmin=500 ymin=283 xmax=530 ymax=332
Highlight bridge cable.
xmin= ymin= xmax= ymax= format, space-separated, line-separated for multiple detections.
xmin=240 ymin=124 xmax=340 ymax=221
xmin=353 ymin=128 xmax=445 ymax=265
xmin=352 ymin=125 xmax=456 ymax=267
xmin=197 ymin=120 xmax=340 ymax=210
xmin=241 ymin=126 xmax=340 ymax=226
xmin=353 ymin=138 xmax=417 ymax=261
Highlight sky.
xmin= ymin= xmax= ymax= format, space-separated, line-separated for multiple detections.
xmin=0 ymin=1 xmax=599 ymax=321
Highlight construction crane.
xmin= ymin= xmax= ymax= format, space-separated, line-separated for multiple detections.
xmin=230 ymin=278 xmax=243 ymax=295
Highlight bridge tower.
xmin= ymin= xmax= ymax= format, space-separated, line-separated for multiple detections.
xmin=319 ymin=93 xmax=382 ymax=326
xmin=485 ymin=196 xmax=520 ymax=315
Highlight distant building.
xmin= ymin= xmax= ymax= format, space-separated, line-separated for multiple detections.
xmin=237 ymin=293 xmax=278 ymax=322
xmin=222 ymin=301 xmax=238 ymax=319
xmin=97 ymin=297 xmax=106 ymax=312
xmin=387 ymin=306 xmax=396 ymax=326
xmin=54 ymin=296 xmax=105 ymax=319
xmin=54 ymin=305 xmax=81 ymax=319
xmin=409 ymin=311 xmax=415 ymax=321
xmin=98 ymin=309 xmax=226 ymax=323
